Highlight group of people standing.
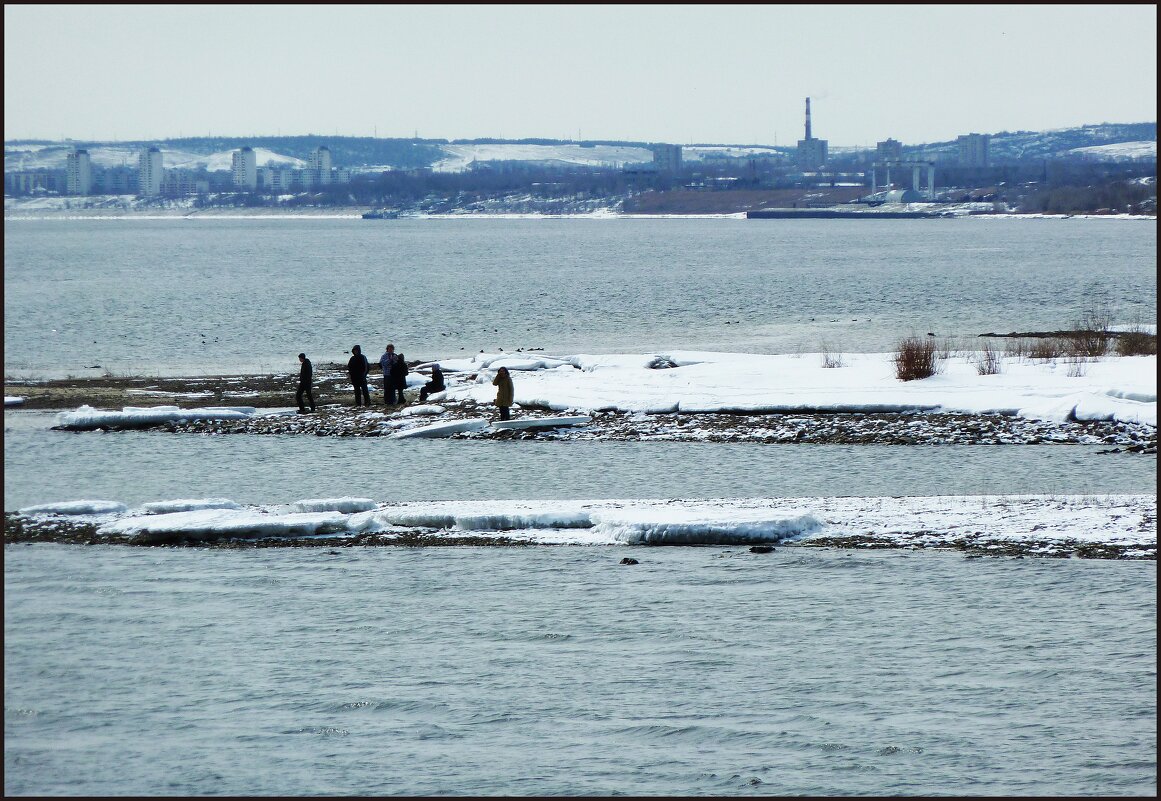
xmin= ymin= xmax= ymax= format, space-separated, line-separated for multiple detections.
xmin=348 ymin=343 xmax=421 ymax=407
xmin=295 ymin=347 xmax=511 ymax=418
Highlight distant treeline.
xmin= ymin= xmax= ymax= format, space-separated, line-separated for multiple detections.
xmin=1021 ymin=180 xmax=1156 ymax=214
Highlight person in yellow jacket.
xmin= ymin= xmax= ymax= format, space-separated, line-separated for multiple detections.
xmin=492 ymin=366 xmax=514 ymax=420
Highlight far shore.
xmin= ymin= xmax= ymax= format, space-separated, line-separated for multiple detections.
xmin=3 ymin=203 xmax=1156 ymax=222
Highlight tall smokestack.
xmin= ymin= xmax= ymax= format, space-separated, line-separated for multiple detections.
xmin=805 ymin=97 xmax=812 ymax=140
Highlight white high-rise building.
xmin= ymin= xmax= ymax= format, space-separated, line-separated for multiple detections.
xmin=137 ymin=147 xmax=163 ymax=196
xmin=66 ymin=148 xmax=92 ymax=195
xmin=309 ymin=146 xmax=332 ymax=185
xmin=232 ymin=146 xmax=258 ymax=190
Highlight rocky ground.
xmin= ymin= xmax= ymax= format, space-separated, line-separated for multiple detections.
xmin=6 ymin=372 xmax=1155 ymax=558
xmin=4 ymin=370 xmax=339 ymax=411
xmin=6 ymin=371 xmax=1157 ymax=451
xmin=166 ymin=405 xmax=1155 ymax=451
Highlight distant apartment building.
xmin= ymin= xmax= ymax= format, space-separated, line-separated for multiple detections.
xmin=232 ymin=146 xmax=258 ymax=190
xmin=66 ymin=148 xmax=92 ymax=195
xmin=4 ymin=170 xmax=61 ymax=195
xmin=651 ymin=144 xmax=683 ymax=173
xmin=259 ymin=165 xmax=297 ymax=192
xmin=261 ymin=164 xmax=292 ymax=191
xmin=258 ymin=164 xmax=349 ymax=192
xmin=137 ymin=147 xmax=164 ymax=196
xmin=796 ymin=97 xmax=828 ymax=171
xmin=162 ymin=170 xmax=210 ymax=197
xmin=875 ymin=138 xmax=903 ymax=163
xmin=309 ymin=146 xmax=332 ymax=186
xmin=96 ymin=167 xmax=135 ymax=194
xmin=957 ymin=133 xmax=991 ymax=167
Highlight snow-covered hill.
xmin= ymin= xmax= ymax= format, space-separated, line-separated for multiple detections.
xmin=5 ymin=122 xmax=1155 ymax=174
xmin=431 ymin=143 xmax=654 ymax=172
xmin=4 ymin=144 xmax=305 ymax=172
xmin=1067 ymin=141 xmax=1157 ymax=161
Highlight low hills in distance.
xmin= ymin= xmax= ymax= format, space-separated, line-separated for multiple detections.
xmin=6 ymin=121 xmax=1156 ymax=173
xmin=5 ymin=122 xmax=1155 ymax=216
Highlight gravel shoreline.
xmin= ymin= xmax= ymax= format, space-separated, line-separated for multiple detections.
xmin=6 ymin=370 xmax=1156 ymax=450
xmin=171 ymin=405 xmax=1156 ymax=449
xmin=6 ymin=371 xmax=1156 ymax=559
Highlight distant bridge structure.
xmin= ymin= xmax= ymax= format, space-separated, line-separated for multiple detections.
xmin=871 ymin=160 xmax=936 ymax=200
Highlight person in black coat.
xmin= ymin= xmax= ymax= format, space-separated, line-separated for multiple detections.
xmin=379 ymin=343 xmax=399 ymax=405
xmin=390 ymin=352 xmax=409 ymax=405
xmin=348 ymin=345 xmax=371 ymax=406
xmin=296 ymin=353 xmax=316 ymax=413
xmin=419 ymin=363 xmax=446 ymax=402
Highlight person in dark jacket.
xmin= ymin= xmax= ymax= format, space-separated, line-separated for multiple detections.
xmin=390 ymin=352 xmax=410 ymax=405
xmin=379 ymin=343 xmax=399 ymax=405
xmin=348 ymin=345 xmax=371 ymax=406
xmin=419 ymin=363 xmax=446 ymax=403
xmin=296 ymin=352 xmax=316 ymax=413
xmin=492 ymin=366 xmax=514 ymax=420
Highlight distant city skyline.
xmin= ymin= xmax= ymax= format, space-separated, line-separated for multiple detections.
xmin=4 ymin=4 xmax=1156 ymax=146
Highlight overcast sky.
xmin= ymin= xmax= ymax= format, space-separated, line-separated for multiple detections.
xmin=4 ymin=4 xmax=1156 ymax=146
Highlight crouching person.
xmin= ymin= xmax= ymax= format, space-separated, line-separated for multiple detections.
xmin=419 ymin=363 xmax=446 ymax=403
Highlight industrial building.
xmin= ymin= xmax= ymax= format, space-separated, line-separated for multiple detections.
xmin=796 ymin=97 xmax=828 ymax=171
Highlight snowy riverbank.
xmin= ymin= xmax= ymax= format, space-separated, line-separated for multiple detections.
xmin=26 ymin=348 xmax=1156 ymax=436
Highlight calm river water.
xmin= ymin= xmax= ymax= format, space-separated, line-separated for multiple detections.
xmin=5 ymin=543 xmax=1156 ymax=796
xmin=3 ymin=216 xmax=1155 ymax=377
xmin=4 ymin=216 xmax=1156 ymax=795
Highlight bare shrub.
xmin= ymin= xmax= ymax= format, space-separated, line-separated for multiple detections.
xmin=1115 ymin=327 xmax=1157 ymax=356
xmin=820 ymin=344 xmax=845 ymax=369
xmin=1004 ymin=337 xmax=1036 ymax=360
xmin=975 ymin=341 xmax=1002 ymax=375
xmin=1029 ymin=338 xmax=1065 ymax=360
xmin=1066 ymin=356 xmax=1089 ymax=377
xmin=894 ymin=336 xmax=942 ymax=381
xmin=1064 ymin=329 xmax=1109 ymax=358
xmin=1066 ymin=295 xmax=1112 ymax=357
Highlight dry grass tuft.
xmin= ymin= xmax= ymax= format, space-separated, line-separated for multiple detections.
xmin=820 ymin=344 xmax=845 ymax=369
xmin=975 ymin=341 xmax=1002 ymax=375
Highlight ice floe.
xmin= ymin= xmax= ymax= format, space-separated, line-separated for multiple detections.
xmin=10 ymin=494 xmax=1155 ymax=555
